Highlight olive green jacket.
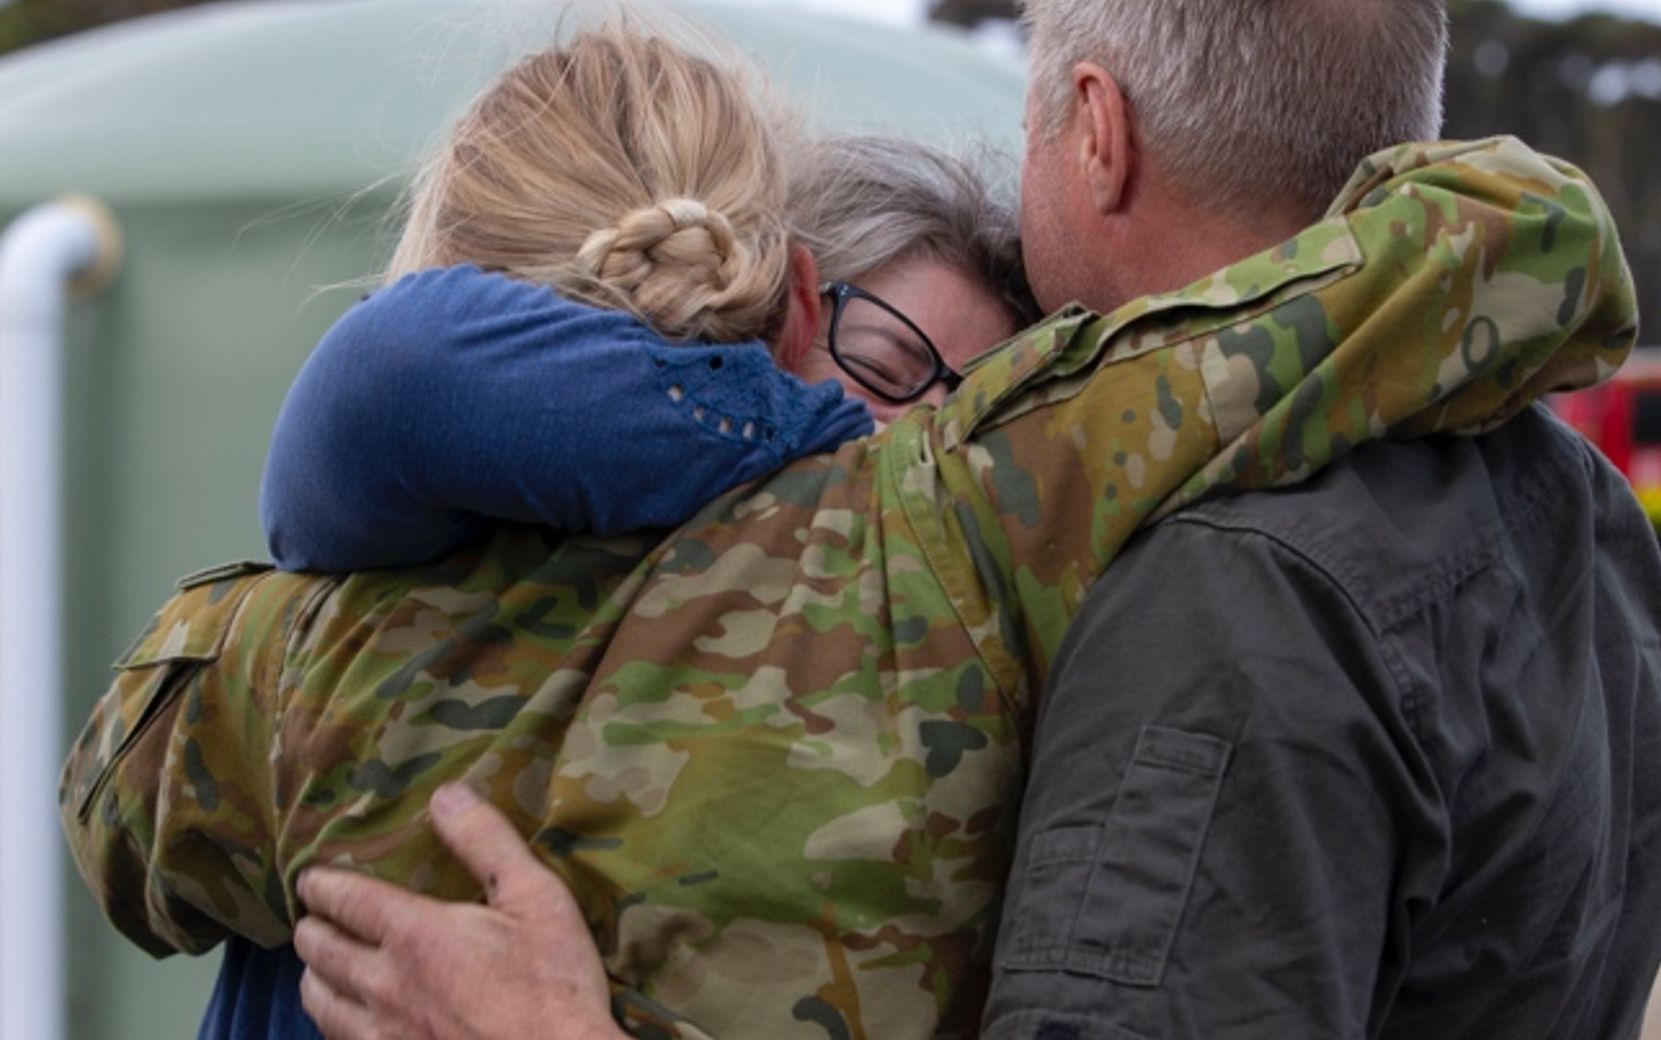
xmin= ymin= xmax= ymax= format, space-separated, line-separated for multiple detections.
xmin=62 ymin=138 xmax=1636 ymax=1039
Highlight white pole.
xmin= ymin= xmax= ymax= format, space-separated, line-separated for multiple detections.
xmin=0 ymin=197 xmax=121 ymax=1040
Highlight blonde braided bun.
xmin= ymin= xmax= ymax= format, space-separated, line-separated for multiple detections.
xmin=576 ymin=198 xmax=785 ymax=343
xmin=388 ymin=19 xmax=797 ymax=344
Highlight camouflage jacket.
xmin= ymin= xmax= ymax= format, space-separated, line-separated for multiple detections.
xmin=61 ymin=138 xmax=1636 ymax=1040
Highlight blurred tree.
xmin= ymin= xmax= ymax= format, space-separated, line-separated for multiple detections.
xmin=930 ymin=0 xmax=1011 ymax=28
xmin=1444 ymin=1 xmax=1661 ymax=333
xmin=0 ymin=0 xmax=217 ymax=52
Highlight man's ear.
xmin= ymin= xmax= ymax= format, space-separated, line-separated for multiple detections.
xmin=1073 ymin=61 xmax=1133 ymax=217
xmin=771 ymin=244 xmax=821 ymax=372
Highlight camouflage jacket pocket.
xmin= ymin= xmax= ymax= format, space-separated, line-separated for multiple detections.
xmin=64 ymin=560 xmax=274 ymax=823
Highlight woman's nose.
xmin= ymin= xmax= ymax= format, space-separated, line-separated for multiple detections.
xmin=914 ymin=383 xmax=951 ymax=409
xmin=867 ymin=400 xmax=908 ymax=425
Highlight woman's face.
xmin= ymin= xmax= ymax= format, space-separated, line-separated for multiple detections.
xmin=795 ymin=258 xmax=1019 ymax=425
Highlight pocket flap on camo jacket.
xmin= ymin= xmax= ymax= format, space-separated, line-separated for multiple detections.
xmin=66 ymin=560 xmax=275 ymax=820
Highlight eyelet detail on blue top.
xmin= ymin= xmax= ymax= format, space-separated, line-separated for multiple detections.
xmin=651 ymin=343 xmax=786 ymax=447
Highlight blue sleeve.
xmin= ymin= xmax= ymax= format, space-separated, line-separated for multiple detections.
xmin=260 ymin=266 xmax=872 ymax=572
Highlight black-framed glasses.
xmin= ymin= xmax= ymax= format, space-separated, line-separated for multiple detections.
xmin=821 ymin=281 xmax=962 ymax=404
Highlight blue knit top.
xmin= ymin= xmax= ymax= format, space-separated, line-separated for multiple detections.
xmin=260 ymin=265 xmax=872 ymax=572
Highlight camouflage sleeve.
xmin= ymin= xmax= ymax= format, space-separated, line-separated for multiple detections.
xmin=61 ymin=555 xmax=710 ymax=1031
xmin=909 ymin=136 xmax=1636 ymax=687
xmin=60 ymin=561 xmax=326 ymax=955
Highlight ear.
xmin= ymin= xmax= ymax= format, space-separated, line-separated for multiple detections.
xmin=771 ymin=244 xmax=822 ymax=373
xmin=1072 ymin=61 xmax=1133 ymax=217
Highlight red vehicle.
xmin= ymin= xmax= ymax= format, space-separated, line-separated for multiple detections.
xmin=1550 ymin=346 xmax=1661 ymax=528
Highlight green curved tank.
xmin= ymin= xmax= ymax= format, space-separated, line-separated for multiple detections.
xmin=0 ymin=2 xmax=1024 ymax=1037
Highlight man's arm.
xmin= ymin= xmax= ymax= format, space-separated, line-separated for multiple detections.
xmin=295 ymin=784 xmax=623 ymax=1040
xmin=293 ymin=507 xmax=1416 ymax=1040
xmin=261 ymin=265 xmax=871 ymax=571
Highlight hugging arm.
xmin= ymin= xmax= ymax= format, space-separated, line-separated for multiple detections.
xmin=260 ymin=266 xmax=871 ymax=572
xmin=290 ymin=537 xmax=1402 ymax=1040
xmin=295 ymin=785 xmax=622 ymax=1040
xmin=312 ymin=415 xmax=1661 ymax=1040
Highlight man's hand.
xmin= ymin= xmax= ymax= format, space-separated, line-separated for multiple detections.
xmin=294 ymin=783 xmax=624 ymax=1040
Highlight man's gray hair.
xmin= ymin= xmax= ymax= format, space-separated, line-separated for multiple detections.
xmin=1021 ymin=0 xmax=1448 ymax=220
xmin=788 ymin=134 xmax=1042 ymax=328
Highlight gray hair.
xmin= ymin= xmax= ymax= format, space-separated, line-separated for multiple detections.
xmin=1021 ymin=0 xmax=1448 ymax=220
xmin=787 ymin=134 xmax=1042 ymax=329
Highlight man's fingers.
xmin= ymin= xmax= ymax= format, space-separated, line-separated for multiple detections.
xmin=299 ymin=959 xmax=380 ymax=1040
xmin=428 ymin=784 xmax=561 ymax=912
xmin=297 ymin=866 xmax=418 ymax=946
xmin=293 ymin=916 xmax=374 ymax=1003
xmin=291 ymin=788 xmax=618 ymax=1040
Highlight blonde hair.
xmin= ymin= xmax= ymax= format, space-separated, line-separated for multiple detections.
xmin=388 ymin=21 xmax=796 ymax=343
xmin=1021 ymin=0 xmax=1447 ymax=221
